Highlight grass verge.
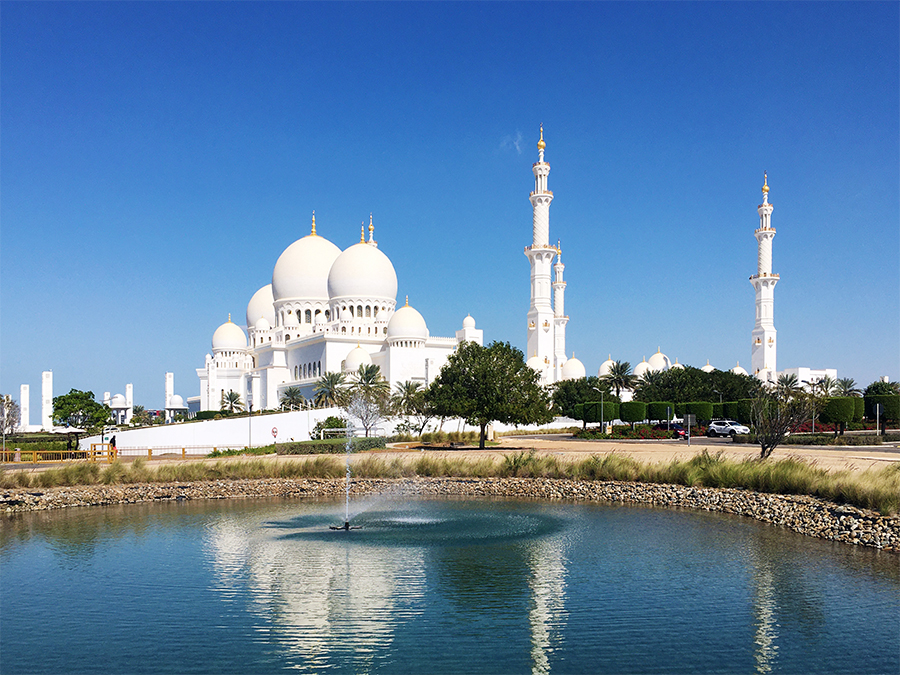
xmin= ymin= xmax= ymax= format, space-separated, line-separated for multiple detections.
xmin=2 ymin=451 xmax=898 ymax=515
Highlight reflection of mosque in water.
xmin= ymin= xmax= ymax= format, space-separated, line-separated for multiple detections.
xmin=204 ymin=506 xmax=570 ymax=674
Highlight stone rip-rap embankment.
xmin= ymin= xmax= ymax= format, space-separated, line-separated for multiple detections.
xmin=2 ymin=477 xmax=899 ymax=551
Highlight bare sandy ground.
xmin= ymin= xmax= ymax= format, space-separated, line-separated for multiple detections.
xmin=6 ymin=434 xmax=899 ymax=476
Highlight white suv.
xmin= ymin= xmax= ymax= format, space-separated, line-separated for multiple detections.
xmin=707 ymin=420 xmax=750 ymax=437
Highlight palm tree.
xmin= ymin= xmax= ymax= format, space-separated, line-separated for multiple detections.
xmin=313 ymin=371 xmax=347 ymax=407
xmin=220 ymin=390 xmax=244 ymax=413
xmin=836 ymin=378 xmax=861 ymax=397
xmin=351 ymin=364 xmax=390 ymax=403
xmin=280 ymin=386 xmax=305 ymax=410
xmin=602 ymin=360 xmax=636 ymax=398
xmin=391 ymin=380 xmax=423 ymax=415
xmin=777 ymin=373 xmax=801 ymax=397
xmin=810 ymin=375 xmax=837 ymax=398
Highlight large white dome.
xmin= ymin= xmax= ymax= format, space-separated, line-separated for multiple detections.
xmin=633 ymin=358 xmax=651 ymax=378
xmin=561 ymin=355 xmax=586 ymax=381
xmin=462 ymin=314 xmax=476 ymax=329
xmin=328 ymin=242 xmax=397 ymax=304
xmin=344 ymin=345 xmax=373 ymax=373
xmin=387 ymin=303 xmax=429 ymax=342
xmin=526 ymin=355 xmax=545 ymax=372
xmin=598 ymin=355 xmax=615 ymax=378
xmin=246 ymin=284 xmax=276 ymax=328
xmin=647 ymin=349 xmax=671 ymax=372
xmin=731 ymin=362 xmax=748 ymax=376
xmin=212 ymin=318 xmax=247 ymax=351
xmin=701 ymin=360 xmax=715 ymax=373
xmin=272 ymin=234 xmax=342 ymax=302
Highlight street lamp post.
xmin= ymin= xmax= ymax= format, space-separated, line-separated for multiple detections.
xmin=591 ymin=387 xmax=606 ymax=431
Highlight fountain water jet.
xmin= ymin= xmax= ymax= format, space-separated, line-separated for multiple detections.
xmin=330 ymin=407 xmax=361 ymax=531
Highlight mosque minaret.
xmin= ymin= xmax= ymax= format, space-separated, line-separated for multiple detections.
xmin=750 ymin=172 xmax=778 ymax=382
xmin=526 ymin=126 xmax=573 ymax=384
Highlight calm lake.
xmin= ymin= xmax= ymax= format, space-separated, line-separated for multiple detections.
xmin=1 ymin=496 xmax=898 ymax=674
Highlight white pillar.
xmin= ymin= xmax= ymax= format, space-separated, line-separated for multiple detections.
xmin=165 ymin=372 xmax=174 ymax=408
xmin=125 ymin=383 xmax=133 ymax=422
xmin=19 ymin=384 xmax=29 ymax=432
xmin=41 ymin=371 xmax=52 ymax=431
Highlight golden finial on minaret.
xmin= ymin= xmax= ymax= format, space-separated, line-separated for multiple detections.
xmin=311 ymin=210 xmax=317 ymax=236
xmin=405 ymin=295 xmax=409 ymax=307
xmin=360 ymin=224 xmax=365 ymax=243
xmin=762 ymin=171 xmax=769 ymax=193
xmin=368 ymin=213 xmax=374 ymax=240
xmin=537 ymin=124 xmax=546 ymax=151
xmin=228 ymin=313 xmax=232 ymax=323
xmin=556 ymin=239 xmax=561 ymax=257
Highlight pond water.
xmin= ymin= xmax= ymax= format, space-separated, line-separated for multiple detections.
xmin=1 ymin=496 xmax=898 ymax=674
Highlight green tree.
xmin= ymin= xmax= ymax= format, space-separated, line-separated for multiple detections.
xmin=835 ymin=378 xmax=861 ymax=397
xmin=777 ymin=373 xmax=801 ymax=397
xmin=426 ymin=341 xmax=552 ymax=449
xmin=619 ymin=401 xmax=647 ymax=429
xmin=350 ymin=364 xmax=391 ymax=403
xmin=313 ymin=372 xmax=347 ymax=407
xmin=392 ymin=381 xmax=435 ymax=436
xmin=820 ymin=397 xmax=856 ymax=435
xmin=220 ymin=390 xmax=244 ymax=413
xmin=52 ymin=389 xmax=111 ymax=453
xmin=602 ymin=361 xmax=636 ymax=398
xmin=550 ymin=376 xmax=613 ymax=419
xmin=752 ymin=390 xmax=813 ymax=459
xmin=864 ymin=380 xmax=900 ymax=397
xmin=632 ymin=366 xmax=762 ymax=404
xmin=130 ymin=404 xmax=151 ymax=426
xmin=280 ymin=386 xmax=305 ymax=410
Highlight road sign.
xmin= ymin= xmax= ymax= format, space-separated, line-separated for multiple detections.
xmin=271 ymin=427 xmax=278 ymax=438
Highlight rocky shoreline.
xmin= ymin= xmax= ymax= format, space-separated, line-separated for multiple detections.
xmin=2 ymin=477 xmax=898 ymax=551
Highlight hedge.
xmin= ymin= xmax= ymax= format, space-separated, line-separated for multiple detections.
xmin=732 ymin=433 xmax=883 ymax=447
xmin=678 ymin=401 xmax=713 ymax=424
xmin=736 ymin=399 xmax=754 ymax=425
xmin=723 ymin=401 xmax=740 ymax=420
xmin=819 ymin=397 xmax=856 ymax=434
xmin=647 ymin=402 xmax=675 ymax=422
xmin=619 ymin=401 xmax=648 ymax=425
xmin=853 ymin=397 xmax=865 ymax=423
xmin=865 ymin=394 xmax=900 ymax=422
xmin=574 ymin=401 xmax=619 ymax=424
xmin=275 ymin=437 xmax=387 ymax=455
xmin=711 ymin=402 xmax=724 ymax=420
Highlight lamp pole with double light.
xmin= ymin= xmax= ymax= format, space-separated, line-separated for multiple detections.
xmin=591 ymin=386 xmax=606 ymax=431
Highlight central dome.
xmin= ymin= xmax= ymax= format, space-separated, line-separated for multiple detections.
xmin=328 ymin=242 xmax=397 ymax=303
xmin=272 ymin=234 xmax=342 ymax=302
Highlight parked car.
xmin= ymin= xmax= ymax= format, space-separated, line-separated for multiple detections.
xmin=706 ymin=420 xmax=750 ymax=437
xmin=653 ymin=422 xmax=686 ymax=439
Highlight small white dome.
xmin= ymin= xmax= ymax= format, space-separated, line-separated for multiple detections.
xmin=167 ymin=394 xmax=187 ymax=409
xmin=344 ymin=345 xmax=373 ymax=373
xmin=670 ymin=359 xmax=685 ymax=370
xmin=647 ymin=349 xmax=670 ymax=372
xmin=328 ymin=242 xmax=398 ymax=304
xmin=387 ymin=303 xmax=429 ymax=342
xmin=246 ymin=284 xmax=276 ymax=328
xmin=526 ymin=355 xmax=545 ymax=372
xmin=272 ymin=234 xmax=342 ymax=302
xmin=598 ymin=355 xmax=615 ymax=378
xmin=561 ymin=356 xmax=586 ymax=380
xmin=254 ymin=316 xmax=271 ymax=331
xmin=701 ymin=360 xmax=715 ymax=373
xmin=109 ymin=394 xmax=128 ymax=409
xmin=731 ymin=362 xmax=748 ymax=376
xmin=462 ymin=314 xmax=476 ymax=329
xmin=633 ymin=358 xmax=651 ymax=378
xmin=212 ymin=318 xmax=247 ymax=351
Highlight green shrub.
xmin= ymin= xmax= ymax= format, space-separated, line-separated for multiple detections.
xmin=736 ymin=399 xmax=754 ymax=425
xmin=711 ymin=402 xmax=724 ymax=420
xmin=311 ymin=415 xmax=347 ymax=439
xmin=647 ymin=402 xmax=675 ymax=422
xmin=619 ymin=401 xmax=647 ymax=427
xmin=580 ymin=400 xmax=619 ymax=424
xmin=820 ymin=397 xmax=856 ymax=434
xmin=679 ymin=401 xmax=713 ymax=424
xmin=194 ymin=410 xmax=227 ymax=421
xmin=853 ymin=397 xmax=865 ymax=423
xmin=274 ymin=437 xmax=386 ymax=455
xmin=865 ymin=394 xmax=900 ymax=422
xmin=723 ymin=401 xmax=740 ymax=420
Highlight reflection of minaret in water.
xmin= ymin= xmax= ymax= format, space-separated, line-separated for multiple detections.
xmin=527 ymin=534 xmax=569 ymax=674
xmin=750 ymin=173 xmax=778 ymax=382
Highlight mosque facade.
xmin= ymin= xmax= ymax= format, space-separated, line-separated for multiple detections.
xmin=196 ymin=214 xmax=485 ymax=411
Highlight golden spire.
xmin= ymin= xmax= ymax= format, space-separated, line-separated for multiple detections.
xmin=360 ymin=224 xmax=365 ymax=243
xmin=368 ymin=213 xmax=374 ymax=241
xmin=405 ymin=295 xmax=409 ymax=307
xmin=310 ymin=210 xmax=317 ymax=235
xmin=556 ymin=239 xmax=562 ymax=257
xmin=537 ymin=124 xmax=546 ymax=151
xmin=228 ymin=313 xmax=232 ymax=323
xmin=762 ymin=171 xmax=769 ymax=193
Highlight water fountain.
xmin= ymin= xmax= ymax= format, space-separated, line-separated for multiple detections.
xmin=330 ymin=418 xmax=361 ymax=531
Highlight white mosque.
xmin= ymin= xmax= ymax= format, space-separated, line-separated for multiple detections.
xmin=195 ymin=128 xmax=585 ymax=412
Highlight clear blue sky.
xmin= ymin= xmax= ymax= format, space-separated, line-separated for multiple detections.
xmin=2 ymin=2 xmax=897 ymax=409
